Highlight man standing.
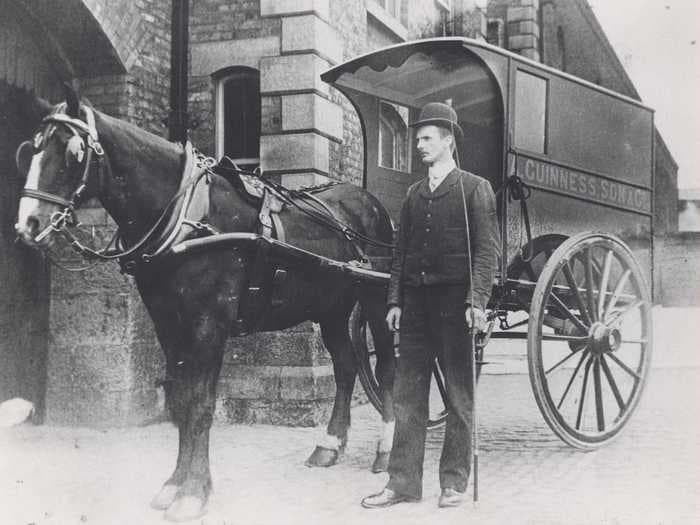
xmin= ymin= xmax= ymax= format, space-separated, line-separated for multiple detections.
xmin=361 ymin=102 xmax=500 ymax=509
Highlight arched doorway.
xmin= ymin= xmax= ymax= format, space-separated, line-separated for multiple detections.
xmin=0 ymin=0 xmax=65 ymax=419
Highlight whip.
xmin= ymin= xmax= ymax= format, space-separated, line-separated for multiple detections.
xmin=460 ymin=177 xmax=479 ymax=504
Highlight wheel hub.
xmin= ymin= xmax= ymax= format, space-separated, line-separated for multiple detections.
xmin=589 ymin=322 xmax=621 ymax=354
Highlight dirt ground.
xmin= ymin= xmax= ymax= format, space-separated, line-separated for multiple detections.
xmin=1 ymin=308 xmax=699 ymax=525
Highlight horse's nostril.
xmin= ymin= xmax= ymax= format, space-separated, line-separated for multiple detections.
xmin=26 ymin=216 xmax=40 ymax=233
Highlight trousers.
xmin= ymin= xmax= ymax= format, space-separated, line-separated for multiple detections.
xmin=386 ymin=284 xmax=474 ymax=499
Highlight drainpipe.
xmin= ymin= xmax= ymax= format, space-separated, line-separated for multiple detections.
xmin=169 ymin=0 xmax=189 ymax=144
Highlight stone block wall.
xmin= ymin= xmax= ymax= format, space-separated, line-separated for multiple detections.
xmin=39 ymin=0 xmax=172 ymax=426
xmin=45 ymin=210 xmax=164 ymax=426
xmin=215 ymin=322 xmax=334 ymax=425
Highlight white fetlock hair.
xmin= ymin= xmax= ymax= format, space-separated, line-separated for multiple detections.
xmin=317 ymin=429 xmax=348 ymax=451
xmin=377 ymin=420 xmax=395 ymax=452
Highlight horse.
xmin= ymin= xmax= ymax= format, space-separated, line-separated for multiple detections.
xmin=14 ymin=85 xmax=397 ymax=522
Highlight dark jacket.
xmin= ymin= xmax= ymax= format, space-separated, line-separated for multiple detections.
xmin=387 ymin=168 xmax=500 ymax=311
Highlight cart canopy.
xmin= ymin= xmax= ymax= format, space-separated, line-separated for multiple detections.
xmin=322 ymin=38 xmax=654 ymax=222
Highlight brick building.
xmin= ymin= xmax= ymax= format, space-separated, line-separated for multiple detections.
xmin=0 ymin=0 xmax=681 ymax=426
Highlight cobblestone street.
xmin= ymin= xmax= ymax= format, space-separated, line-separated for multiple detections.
xmin=2 ymin=310 xmax=699 ymax=525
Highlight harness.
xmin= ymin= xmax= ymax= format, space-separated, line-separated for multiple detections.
xmin=18 ymin=105 xmax=217 ymax=270
xmin=18 ymin=105 xmax=385 ymax=333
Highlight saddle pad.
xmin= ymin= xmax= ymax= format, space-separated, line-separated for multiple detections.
xmin=240 ymin=173 xmax=285 ymax=213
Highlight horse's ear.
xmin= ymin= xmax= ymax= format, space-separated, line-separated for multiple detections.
xmin=19 ymin=91 xmax=53 ymax=125
xmin=63 ymin=81 xmax=80 ymax=117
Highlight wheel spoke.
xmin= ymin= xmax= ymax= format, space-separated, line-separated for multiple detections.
xmin=545 ymin=346 xmax=585 ymax=374
xmin=606 ymin=299 xmax=643 ymax=328
xmin=557 ymin=350 xmax=589 ymax=410
xmin=549 ymin=291 xmax=588 ymax=334
xmin=562 ymin=261 xmax=592 ymax=326
xmin=541 ymin=333 xmax=588 ymax=342
xmin=584 ymin=248 xmax=598 ymax=322
xmin=597 ymin=250 xmax=614 ymax=319
xmin=433 ymin=361 xmax=448 ymax=406
xmin=593 ymin=357 xmax=605 ymax=431
xmin=607 ymin=352 xmax=642 ymax=382
xmin=576 ymin=356 xmax=594 ymax=430
xmin=600 ymin=355 xmax=626 ymax=413
xmin=603 ymin=269 xmax=632 ymax=322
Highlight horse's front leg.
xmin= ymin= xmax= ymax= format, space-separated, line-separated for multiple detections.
xmin=158 ymin=312 xmax=227 ymax=523
xmin=305 ymin=310 xmax=356 ymax=467
xmin=149 ymin=353 xmax=194 ymax=511
xmin=368 ymin=311 xmax=396 ymax=473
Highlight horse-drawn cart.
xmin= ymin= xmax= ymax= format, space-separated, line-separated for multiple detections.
xmin=172 ymin=37 xmax=654 ymax=451
xmin=318 ymin=37 xmax=654 ymax=449
xmin=13 ymin=36 xmax=655 ymax=520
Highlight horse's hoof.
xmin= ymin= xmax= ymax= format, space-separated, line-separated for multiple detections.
xmin=304 ymin=445 xmax=339 ymax=467
xmin=151 ymin=484 xmax=179 ymax=510
xmin=164 ymin=496 xmax=207 ymax=522
xmin=371 ymin=451 xmax=390 ymax=473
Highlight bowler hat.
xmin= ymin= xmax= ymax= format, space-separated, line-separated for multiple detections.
xmin=410 ymin=102 xmax=463 ymax=139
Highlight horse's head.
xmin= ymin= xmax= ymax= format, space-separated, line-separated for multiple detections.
xmin=14 ymin=84 xmax=104 ymax=246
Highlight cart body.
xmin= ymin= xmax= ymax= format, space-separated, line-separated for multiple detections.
xmin=321 ymin=37 xmax=654 ymax=294
xmin=322 ymin=38 xmax=655 ymax=448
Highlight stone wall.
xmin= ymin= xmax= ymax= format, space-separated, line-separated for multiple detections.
xmin=40 ymin=0 xmax=172 ymax=425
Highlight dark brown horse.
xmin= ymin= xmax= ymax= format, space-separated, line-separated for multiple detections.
xmin=14 ymin=86 xmax=396 ymax=522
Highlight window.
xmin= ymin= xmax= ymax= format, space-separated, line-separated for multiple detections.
xmin=215 ymin=67 xmax=260 ymax=169
xmin=370 ymin=0 xmax=408 ymax=28
xmin=435 ymin=0 xmax=451 ymax=12
xmin=377 ymin=0 xmax=400 ymax=19
xmin=514 ymin=70 xmax=547 ymax=154
xmin=378 ymin=101 xmax=409 ymax=172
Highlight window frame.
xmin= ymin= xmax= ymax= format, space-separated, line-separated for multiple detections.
xmin=513 ymin=68 xmax=549 ymax=155
xmin=214 ymin=66 xmax=261 ymax=167
xmin=377 ymin=100 xmax=411 ymax=173
xmin=367 ymin=0 xmax=408 ymax=40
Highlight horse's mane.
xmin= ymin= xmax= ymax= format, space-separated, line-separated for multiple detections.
xmin=95 ymin=109 xmax=183 ymax=160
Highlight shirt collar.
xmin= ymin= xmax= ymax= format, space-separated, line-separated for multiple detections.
xmin=428 ymin=158 xmax=456 ymax=189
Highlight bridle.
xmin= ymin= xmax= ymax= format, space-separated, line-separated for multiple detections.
xmin=16 ymin=104 xmax=215 ymax=269
xmin=18 ymin=103 xmax=104 ymax=243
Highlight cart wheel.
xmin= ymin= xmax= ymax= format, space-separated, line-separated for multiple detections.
xmin=349 ymin=302 xmax=448 ymax=429
xmin=527 ymin=232 xmax=652 ymax=449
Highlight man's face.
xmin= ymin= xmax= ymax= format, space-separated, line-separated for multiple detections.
xmin=415 ymin=125 xmax=453 ymax=166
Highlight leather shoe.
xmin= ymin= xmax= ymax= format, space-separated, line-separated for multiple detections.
xmin=361 ymin=488 xmax=416 ymax=509
xmin=438 ymin=487 xmax=466 ymax=508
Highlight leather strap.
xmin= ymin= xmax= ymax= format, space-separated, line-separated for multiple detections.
xmin=21 ymin=188 xmax=73 ymax=209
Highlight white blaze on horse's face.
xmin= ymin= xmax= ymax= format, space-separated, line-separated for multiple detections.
xmin=15 ymin=151 xmax=46 ymax=240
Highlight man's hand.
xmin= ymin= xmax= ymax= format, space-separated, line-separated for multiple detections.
xmin=465 ymin=306 xmax=487 ymax=333
xmin=386 ymin=306 xmax=402 ymax=332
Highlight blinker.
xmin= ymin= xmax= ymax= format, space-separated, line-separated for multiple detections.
xmin=14 ymin=141 xmax=34 ymax=178
xmin=66 ymin=135 xmax=86 ymax=165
